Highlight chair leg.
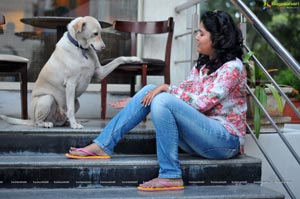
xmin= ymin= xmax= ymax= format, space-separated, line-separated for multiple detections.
xmin=101 ymin=78 xmax=108 ymax=120
xmin=129 ymin=64 xmax=147 ymax=97
xmin=130 ymin=76 xmax=136 ymax=97
xmin=141 ymin=64 xmax=148 ymax=123
xmin=20 ymin=64 xmax=28 ymax=119
xmin=141 ymin=64 xmax=147 ymax=87
xmin=164 ymin=66 xmax=170 ymax=84
xmin=165 ymin=73 xmax=170 ymax=84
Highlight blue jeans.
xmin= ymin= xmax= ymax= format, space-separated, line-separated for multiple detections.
xmin=93 ymin=84 xmax=240 ymax=178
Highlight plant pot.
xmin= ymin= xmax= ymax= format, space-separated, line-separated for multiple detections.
xmin=283 ymin=98 xmax=300 ymax=123
xmin=247 ymin=87 xmax=293 ymax=118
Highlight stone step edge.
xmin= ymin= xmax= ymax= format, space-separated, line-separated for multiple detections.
xmin=0 ymin=154 xmax=261 ymax=168
xmin=0 ymin=184 xmax=285 ymax=199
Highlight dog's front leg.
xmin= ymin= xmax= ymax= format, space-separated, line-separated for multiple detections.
xmin=65 ymin=78 xmax=83 ymax=129
xmin=94 ymin=56 xmax=142 ymax=81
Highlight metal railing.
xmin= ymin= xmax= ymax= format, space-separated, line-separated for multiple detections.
xmin=232 ymin=0 xmax=300 ymax=124
xmin=246 ymin=122 xmax=296 ymax=199
xmin=231 ymin=0 xmax=300 ymax=78
xmin=174 ymin=0 xmax=300 ymax=198
xmin=232 ymin=0 xmax=300 ymax=198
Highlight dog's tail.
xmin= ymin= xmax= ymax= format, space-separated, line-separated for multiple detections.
xmin=0 ymin=115 xmax=34 ymax=126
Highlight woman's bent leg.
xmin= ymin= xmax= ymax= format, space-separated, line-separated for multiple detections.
xmin=93 ymin=84 xmax=157 ymax=155
xmin=150 ymin=93 xmax=240 ymax=178
xmin=150 ymin=93 xmax=182 ymax=178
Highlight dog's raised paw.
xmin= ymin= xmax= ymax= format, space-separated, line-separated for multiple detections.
xmin=129 ymin=56 xmax=142 ymax=63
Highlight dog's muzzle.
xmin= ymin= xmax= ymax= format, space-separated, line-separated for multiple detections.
xmin=91 ymin=43 xmax=105 ymax=52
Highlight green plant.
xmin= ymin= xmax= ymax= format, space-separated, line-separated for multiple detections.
xmin=243 ymin=51 xmax=283 ymax=138
xmin=273 ymin=69 xmax=300 ymax=100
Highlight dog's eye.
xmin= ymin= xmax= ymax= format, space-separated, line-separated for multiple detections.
xmin=94 ymin=32 xmax=98 ymax=36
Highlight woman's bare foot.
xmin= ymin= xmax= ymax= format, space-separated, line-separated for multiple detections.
xmin=139 ymin=177 xmax=184 ymax=188
xmin=69 ymin=143 xmax=108 ymax=156
xmin=109 ymin=97 xmax=131 ymax=109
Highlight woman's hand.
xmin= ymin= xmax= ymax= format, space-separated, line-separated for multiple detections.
xmin=141 ymin=84 xmax=169 ymax=106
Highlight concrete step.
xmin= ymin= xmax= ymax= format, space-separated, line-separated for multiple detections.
xmin=0 ymin=119 xmax=156 ymax=154
xmin=0 ymin=184 xmax=284 ymax=199
xmin=0 ymin=154 xmax=261 ymax=188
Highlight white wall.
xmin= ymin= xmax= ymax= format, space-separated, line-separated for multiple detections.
xmin=140 ymin=0 xmax=196 ymax=86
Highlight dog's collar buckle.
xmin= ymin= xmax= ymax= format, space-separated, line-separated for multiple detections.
xmin=67 ymin=32 xmax=89 ymax=60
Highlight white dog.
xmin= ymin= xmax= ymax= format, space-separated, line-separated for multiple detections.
xmin=0 ymin=16 xmax=140 ymax=128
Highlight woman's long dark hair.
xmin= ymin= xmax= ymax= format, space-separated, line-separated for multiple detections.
xmin=196 ymin=10 xmax=244 ymax=75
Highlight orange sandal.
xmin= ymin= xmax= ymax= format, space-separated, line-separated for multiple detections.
xmin=65 ymin=148 xmax=110 ymax=159
xmin=137 ymin=178 xmax=184 ymax=192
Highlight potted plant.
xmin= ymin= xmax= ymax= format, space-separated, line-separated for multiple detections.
xmin=273 ymin=69 xmax=300 ymax=123
xmin=243 ymin=51 xmax=288 ymax=137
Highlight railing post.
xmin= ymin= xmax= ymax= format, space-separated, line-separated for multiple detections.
xmin=239 ymin=13 xmax=247 ymax=45
xmin=191 ymin=12 xmax=199 ymax=68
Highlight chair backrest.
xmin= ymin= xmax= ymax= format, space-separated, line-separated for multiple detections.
xmin=113 ymin=17 xmax=174 ymax=60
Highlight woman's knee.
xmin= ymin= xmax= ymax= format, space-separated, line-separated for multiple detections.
xmin=151 ymin=92 xmax=172 ymax=111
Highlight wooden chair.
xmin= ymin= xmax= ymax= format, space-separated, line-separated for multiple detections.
xmin=0 ymin=14 xmax=29 ymax=119
xmin=100 ymin=17 xmax=174 ymax=119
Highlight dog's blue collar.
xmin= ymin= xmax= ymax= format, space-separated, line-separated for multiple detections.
xmin=67 ymin=32 xmax=88 ymax=59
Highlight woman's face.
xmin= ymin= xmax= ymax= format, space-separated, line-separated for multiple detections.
xmin=195 ymin=22 xmax=214 ymax=59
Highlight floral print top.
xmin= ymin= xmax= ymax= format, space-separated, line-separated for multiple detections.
xmin=168 ymin=58 xmax=247 ymax=145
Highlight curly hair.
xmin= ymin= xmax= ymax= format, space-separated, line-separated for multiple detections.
xmin=196 ymin=10 xmax=244 ymax=75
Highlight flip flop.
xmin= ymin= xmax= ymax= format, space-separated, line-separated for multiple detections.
xmin=65 ymin=148 xmax=111 ymax=159
xmin=137 ymin=179 xmax=184 ymax=192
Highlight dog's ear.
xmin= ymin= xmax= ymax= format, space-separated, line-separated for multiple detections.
xmin=73 ymin=19 xmax=86 ymax=33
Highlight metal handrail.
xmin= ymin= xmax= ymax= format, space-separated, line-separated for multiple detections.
xmin=247 ymin=85 xmax=297 ymax=199
xmin=231 ymin=0 xmax=300 ymax=78
xmin=244 ymin=50 xmax=300 ymax=199
xmin=174 ymin=31 xmax=192 ymax=40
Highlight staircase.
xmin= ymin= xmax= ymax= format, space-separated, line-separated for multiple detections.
xmin=0 ymin=119 xmax=285 ymax=199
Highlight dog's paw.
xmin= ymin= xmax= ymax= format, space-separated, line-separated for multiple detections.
xmin=36 ymin=122 xmax=54 ymax=128
xmin=70 ymin=122 xmax=84 ymax=129
xmin=128 ymin=56 xmax=142 ymax=63
xmin=119 ymin=56 xmax=142 ymax=64
xmin=46 ymin=122 xmax=54 ymax=128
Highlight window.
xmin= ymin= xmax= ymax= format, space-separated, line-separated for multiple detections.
xmin=0 ymin=0 xmax=137 ymax=82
